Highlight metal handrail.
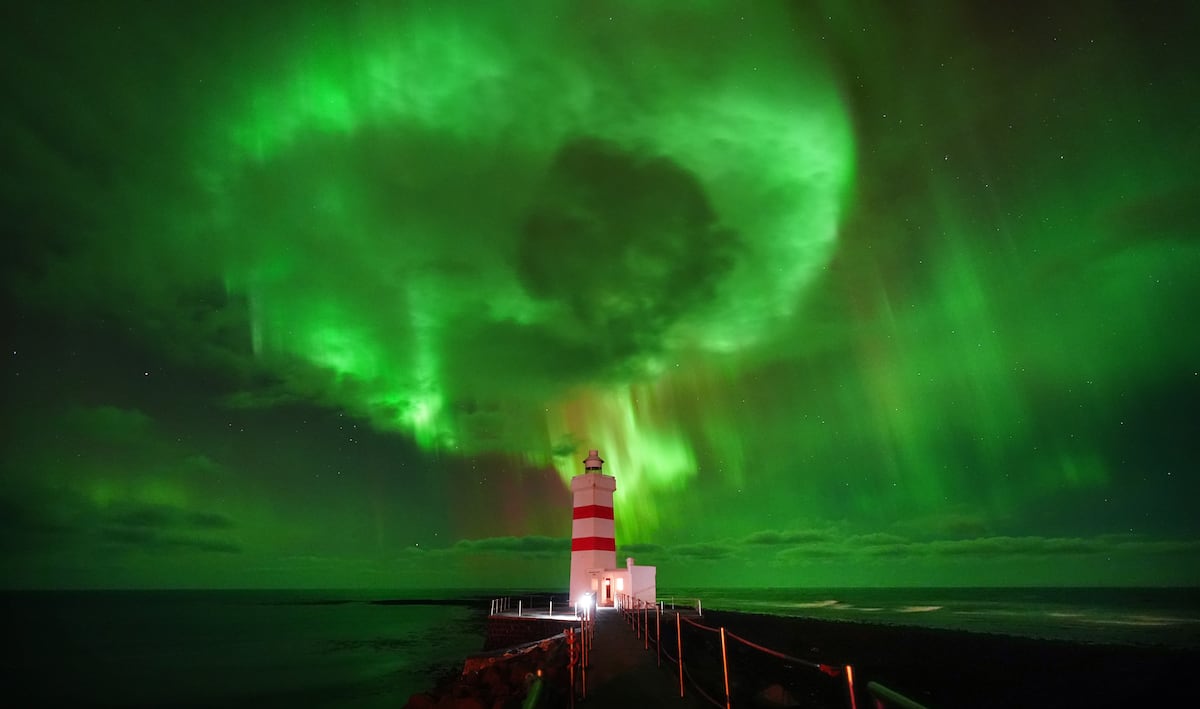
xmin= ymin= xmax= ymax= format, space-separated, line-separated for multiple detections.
xmin=609 ymin=598 xmax=929 ymax=709
xmin=724 ymin=628 xmax=824 ymax=671
xmin=611 ymin=593 xmax=928 ymax=708
xmin=489 ymin=595 xmax=573 ymax=618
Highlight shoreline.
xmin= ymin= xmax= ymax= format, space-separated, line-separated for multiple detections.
xmin=698 ymin=608 xmax=1199 ymax=707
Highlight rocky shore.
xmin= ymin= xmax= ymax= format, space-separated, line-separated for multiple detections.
xmin=404 ymin=633 xmax=572 ymax=709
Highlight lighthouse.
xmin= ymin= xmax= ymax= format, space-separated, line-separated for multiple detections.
xmin=568 ymin=449 xmax=656 ymax=608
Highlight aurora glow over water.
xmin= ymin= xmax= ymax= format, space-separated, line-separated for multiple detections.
xmin=3 ymin=1 xmax=1197 ymax=589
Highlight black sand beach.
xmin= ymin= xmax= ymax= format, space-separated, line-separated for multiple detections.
xmin=696 ymin=609 xmax=1198 ymax=708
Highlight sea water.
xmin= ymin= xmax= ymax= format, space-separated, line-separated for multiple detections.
xmin=666 ymin=586 xmax=1200 ymax=649
xmin=4 ymin=589 xmax=490 ymax=708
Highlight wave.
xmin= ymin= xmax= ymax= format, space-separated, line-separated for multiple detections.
xmin=897 ymin=605 xmax=942 ymax=613
xmin=792 ymin=599 xmax=840 ymax=608
xmin=1083 ymin=616 xmax=1183 ymax=628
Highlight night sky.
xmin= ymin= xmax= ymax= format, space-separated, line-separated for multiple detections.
xmin=3 ymin=1 xmax=1198 ymax=590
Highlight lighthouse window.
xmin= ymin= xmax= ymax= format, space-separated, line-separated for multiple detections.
xmin=616 ymin=577 xmax=624 ymax=591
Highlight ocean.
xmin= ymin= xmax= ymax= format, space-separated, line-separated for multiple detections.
xmin=4 ymin=589 xmax=493 ymax=708
xmin=5 ymin=587 xmax=1197 ymax=707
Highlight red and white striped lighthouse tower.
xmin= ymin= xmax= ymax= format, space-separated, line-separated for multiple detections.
xmin=569 ymin=449 xmax=617 ymax=606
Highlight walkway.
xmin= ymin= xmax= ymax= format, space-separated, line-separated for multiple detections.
xmin=580 ymin=607 xmax=708 ymax=708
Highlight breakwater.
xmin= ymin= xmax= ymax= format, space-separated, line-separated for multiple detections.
xmin=404 ymin=633 xmax=571 ymax=709
xmin=484 ymin=615 xmax=579 ymax=651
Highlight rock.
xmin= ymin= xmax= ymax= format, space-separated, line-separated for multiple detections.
xmin=755 ymin=682 xmax=801 ymax=708
xmin=404 ymin=692 xmax=438 ymax=709
xmin=414 ymin=634 xmax=571 ymax=709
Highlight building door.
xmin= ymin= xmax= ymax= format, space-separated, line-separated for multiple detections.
xmin=604 ymin=577 xmax=612 ymax=603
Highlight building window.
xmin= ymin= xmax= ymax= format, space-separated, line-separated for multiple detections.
xmin=616 ymin=577 xmax=624 ymax=591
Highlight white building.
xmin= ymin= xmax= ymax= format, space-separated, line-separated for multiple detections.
xmin=568 ymin=449 xmax=656 ymax=607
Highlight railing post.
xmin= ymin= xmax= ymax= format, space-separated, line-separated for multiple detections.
xmin=720 ymin=627 xmax=731 ymax=709
xmin=656 ymin=603 xmax=662 ymax=666
xmin=644 ymin=604 xmax=649 ymax=650
xmin=518 ymin=600 xmax=522 ymax=617
xmin=581 ymin=613 xmax=588 ymax=699
xmin=676 ymin=612 xmax=685 ymax=698
xmin=566 ymin=627 xmax=576 ymax=709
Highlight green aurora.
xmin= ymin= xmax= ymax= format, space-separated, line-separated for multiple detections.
xmin=2 ymin=1 xmax=1198 ymax=589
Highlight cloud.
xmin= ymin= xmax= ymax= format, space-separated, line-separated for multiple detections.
xmin=103 ymin=503 xmax=234 ymax=532
xmin=845 ymin=533 xmax=1199 ymax=560
xmin=517 ymin=137 xmax=738 ymax=364
xmin=98 ymin=526 xmax=241 ymax=554
xmin=777 ymin=544 xmax=842 ymax=560
xmin=743 ymin=529 xmax=835 ymax=546
xmin=711 ymin=527 xmax=1200 ymax=565
xmin=620 ymin=543 xmax=664 ymax=554
xmin=890 ymin=512 xmax=996 ymax=540
xmin=0 ymin=483 xmax=240 ymax=559
xmin=96 ymin=501 xmax=241 ymax=554
xmin=922 ymin=536 xmax=1103 ymax=557
xmin=107 ymin=506 xmax=176 ymax=529
xmin=452 ymin=535 xmax=569 ymax=557
xmin=671 ymin=542 xmax=735 ymax=560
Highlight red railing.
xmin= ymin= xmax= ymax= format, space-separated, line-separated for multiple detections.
xmin=615 ymin=593 xmax=926 ymax=709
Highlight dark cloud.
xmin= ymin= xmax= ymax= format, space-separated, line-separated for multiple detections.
xmin=96 ymin=501 xmax=240 ymax=555
xmin=103 ymin=503 xmax=234 ymax=532
xmin=453 ymin=536 xmax=569 ymax=557
xmin=108 ymin=506 xmax=176 ymax=529
xmin=551 ymin=437 xmax=582 ymax=461
xmin=518 ymin=137 xmax=738 ymax=366
xmin=99 ymin=526 xmax=240 ymax=554
xmin=0 ymin=482 xmax=239 ymax=564
xmin=777 ymin=545 xmax=842 ymax=560
xmin=891 ymin=513 xmax=996 ymax=541
xmin=925 ymin=536 xmax=1121 ymax=558
xmin=671 ymin=542 xmax=734 ymax=560
xmin=743 ymin=529 xmax=834 ymax=546
xmin=0 ymin=489 xmax=78 ymax=552
xmin=620 ymin=543 xmax=664 ymax=554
